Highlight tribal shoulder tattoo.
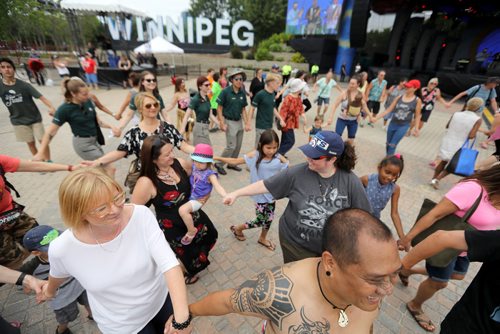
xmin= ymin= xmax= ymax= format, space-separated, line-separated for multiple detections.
xmin=230 ymin=266 xmax=296 ymax=330
xmin=288 ymin=307 xmax=331 ymax=334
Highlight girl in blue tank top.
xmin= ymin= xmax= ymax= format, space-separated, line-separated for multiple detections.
xmin=215 ymin=129 xmax=288 ymax=251
xmin=360 ymin=154 xmax=406 ymax=249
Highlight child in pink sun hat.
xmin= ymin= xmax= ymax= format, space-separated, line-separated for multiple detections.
xmin=179 ymin=144 xmax=227 ymax=245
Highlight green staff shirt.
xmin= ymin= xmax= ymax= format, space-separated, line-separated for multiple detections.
xmin=252 ymin=89 xmax=276 ymax=130
xmin=53 ymin=100 xmax=98 ymax=137
xmin=189 ymin=93 xmax=211 ymax=122
xmin=216 ymin=86 xmax=248 ymax=120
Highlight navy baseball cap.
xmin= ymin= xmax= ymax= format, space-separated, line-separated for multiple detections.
xmin=23 ymin=225 xmax=61 ymax=252
xmin=298 ymin=131 xmax=345 ymax=158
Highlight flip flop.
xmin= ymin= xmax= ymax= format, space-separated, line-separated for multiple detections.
xmin=184 ymin=275 xmax=199 ymax=285
xmin=406 ymin=304 xmax=436 ymax=332
xmin=230 ymin=225 xmax=246 ymax=241
xmin=398 ymin=272 xmax=409 ymax=287
xmin=258 ymin=240 xmax=276 ymax=251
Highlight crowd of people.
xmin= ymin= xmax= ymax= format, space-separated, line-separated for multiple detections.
xmin=1 ymin=53 xmax=500 ymax=334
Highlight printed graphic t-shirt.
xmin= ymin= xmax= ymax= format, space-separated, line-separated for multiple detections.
xmin=264 ymin=163 xmax=371 ymax=255
xmin=0 ymin=80 xmax=42 ymax=125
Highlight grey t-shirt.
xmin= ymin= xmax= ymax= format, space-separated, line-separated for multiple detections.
xmin=264 ymin=162 xmax=371 ymax=255
xmin=32 ymin=262 xmax=85 ymax=310
xmin=0 ymin=80 xmax=42 ymax=125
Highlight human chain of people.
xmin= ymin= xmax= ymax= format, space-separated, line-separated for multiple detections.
xmin=1 ymin=54 xmax=499 ymax=334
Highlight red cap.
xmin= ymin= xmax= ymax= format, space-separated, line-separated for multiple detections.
xmin=404 ymin=79 xmax=421 ymax=89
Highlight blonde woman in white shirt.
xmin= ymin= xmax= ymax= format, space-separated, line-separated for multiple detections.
xmin=38 ymin=168 xmax=192 ymax=334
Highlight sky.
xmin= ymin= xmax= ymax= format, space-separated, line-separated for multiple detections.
xmin=62 ymin=0 xmax=191 ymax=18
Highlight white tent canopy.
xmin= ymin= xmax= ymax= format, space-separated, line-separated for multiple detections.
xmin=133 ymin=37 xmax=184 ymax=54
xmin=60 ymin=0 xmax=149 ymax=17
xmin=134 ymin=37 xmax=184 ymax=66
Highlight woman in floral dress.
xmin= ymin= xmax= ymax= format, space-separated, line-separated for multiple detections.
xmin=132 ymin=135 xmax=218 ymax=284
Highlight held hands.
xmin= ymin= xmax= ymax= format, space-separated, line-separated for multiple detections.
xmin=398 ymin=237 xmax=411 ymax=252
xmin=280 ymin=120 xmax=286 ymax=128
xmin=32 ymin=153 xmax=44 ymax=162
xmin=244 ymin=123 xmax=251 ymax=132
xmin=111 ymin=126 xmax=121 ymax=137
xmin=114 ymin=113 xmax=122 ymax=121
xmin=81 ymin=160 xmax=101 ymax=168
xmin=36 ymin=281 xmax=55 ymax=304
xmin=23 ymin=275 xmax=44 ymax=295
xmin=222 ymin=193 xmax=238 ymax=206
xmin=48 ymin=107 xmax=56 ymax=116
xmin=220 ymin=123 xmax=227 ymax=132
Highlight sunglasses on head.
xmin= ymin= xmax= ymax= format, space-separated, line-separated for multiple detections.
xmin=144 ymin=102 xmax=160 ymax=109
xmin=144 ymin=78 xmax=156 ymax=83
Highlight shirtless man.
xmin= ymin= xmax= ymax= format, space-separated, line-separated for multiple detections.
xmin=188 ymin=209 xmax=402 ymax=333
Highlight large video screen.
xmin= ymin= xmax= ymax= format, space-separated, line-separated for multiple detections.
xmin=286 ymin=0 xmax=345 ymax=36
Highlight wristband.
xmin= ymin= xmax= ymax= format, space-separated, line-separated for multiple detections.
xmin=172 ymin=313 xmax=192 ymax=330
xmin=15 ymin=272 xmax=27 ymax=286
xmin=68 ymin=165 xmax=73 ymax=171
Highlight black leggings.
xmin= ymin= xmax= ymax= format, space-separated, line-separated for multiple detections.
xmin=138 ymin=294 xmax=173 ymax=334
xmin=303 ymin=98 xmax=312 ymax=112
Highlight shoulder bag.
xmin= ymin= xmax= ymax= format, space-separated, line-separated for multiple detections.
xmin=445 ymin=138 xmax=478 ymax=177
xmin=411 ymin=190 xmax=482 ymax=267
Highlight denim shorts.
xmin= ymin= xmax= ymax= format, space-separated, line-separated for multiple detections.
xmin=85 ymin=73 xmax=98 ymax=84
xmin=317 ymin=97 xmax=330 ymax=106
xmin=426 ymin=256 xmax=469 ymax=282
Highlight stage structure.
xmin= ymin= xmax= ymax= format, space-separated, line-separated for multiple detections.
xmin=286 ymin=0 xmax=500 ymax=96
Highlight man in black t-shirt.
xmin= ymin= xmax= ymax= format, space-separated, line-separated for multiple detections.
xmin=402 ymin=229 xmax=500 ymax=334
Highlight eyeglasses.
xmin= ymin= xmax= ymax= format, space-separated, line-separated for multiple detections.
xmin=144 ymin=78 xmax=157 ymax=83
xmin=233 ymin=77 xmax=243 ymax=82
xmin=87 ymin=191 xmax=126 ymax=218
xmin=144 ymin=102 xmax=160 ymax=109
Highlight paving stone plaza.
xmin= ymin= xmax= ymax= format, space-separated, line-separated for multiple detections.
xmin=0 ymin=73 xmax=494 ymax=333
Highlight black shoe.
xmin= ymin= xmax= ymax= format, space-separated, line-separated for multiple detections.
xmin=227 ymin=165 xmax=242 ymax=172
xmin=209 ymin=127 xmax=219 ymax=133
xmin=215 ymin=164 xmax=227 ymax=175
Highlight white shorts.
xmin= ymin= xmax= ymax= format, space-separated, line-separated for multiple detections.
xmin=189 ymin=200 xmax=203 ymax=212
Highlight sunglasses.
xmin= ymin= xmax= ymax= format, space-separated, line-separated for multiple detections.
xmin=144 ymin=102 xmax=160 ymax=109
xmin=202 ymin=83 xmax=210 ymax=87
xmin=311 ymin=155 xmax=329 ymax=160
xmin=233 ymin=77 xmax=243 ymax=81
xmin=144 ymin=78 xmax=157 ymax=83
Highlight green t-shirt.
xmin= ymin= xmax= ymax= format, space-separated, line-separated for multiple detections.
xmin=216 ymin=86 xmax=248 ymax=120
xmin=252 ymin=89 xmax=276 ymax=130
xmin=210 ymin=82 xmax=222 ymax=109
xmin=53 ymin=100 xmax=98 ymax=137
xmin=0 ymin=80 xmax=42 ymax=125
xmin=189 ymin=93 xmax=211 ymax=122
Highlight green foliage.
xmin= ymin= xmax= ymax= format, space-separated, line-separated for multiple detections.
xmin=363 ymin=28 xmax=391 ymax=55
xmin=291 ymin=52 xmax=306 ymax=63
xmin=255 ymin=47 xmax=274 ymax=61
xmin=275 ymin=56 xmax=284 ymax=61
xmin=268 ymin=43 xmax=282 ymax=52
xmin=245 ymin=51 xmax=255 ymax=60
xmin=230 ymin=46 xmax=243 ymax=59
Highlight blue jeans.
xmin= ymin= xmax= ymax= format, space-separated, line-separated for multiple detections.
xmin=335 ymin=118 xmax=358 ymax=139
xmin=278 ymin=130 xmax=295 ymax=155
xmin=386 ymin=122 xmax=410 ymax=155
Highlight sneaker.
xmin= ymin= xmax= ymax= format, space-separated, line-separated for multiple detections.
xmin=430 ymin=179 xmax=439 ymax=190
xmin=215 ymin=164 xmax=227 ymax=175
xmin=367 ymin=122 xmax=374 ymax=128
